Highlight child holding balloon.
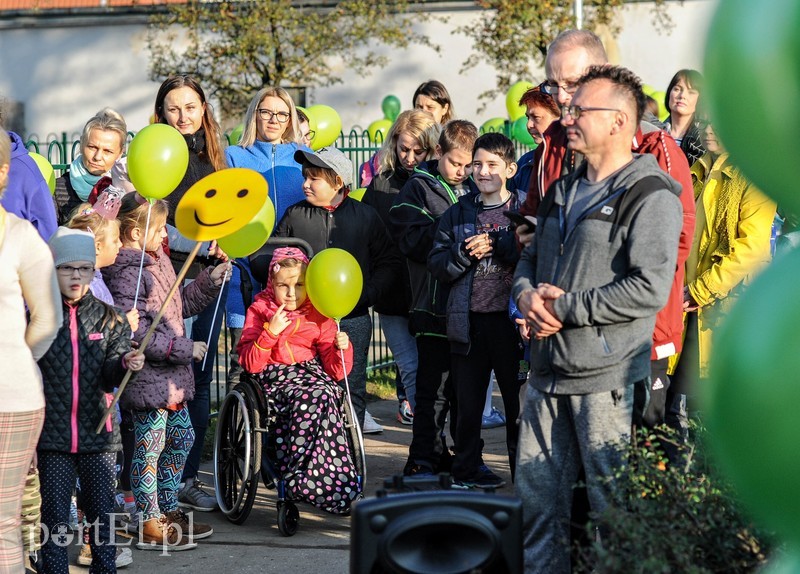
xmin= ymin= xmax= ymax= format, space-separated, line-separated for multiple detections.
xmin=273 ymin=147 xmax=402 ymax=433
xmin=237 ymin=246 xmax=361 ymax=514
xmin=102 ymin=192 xmax=230 ymax=551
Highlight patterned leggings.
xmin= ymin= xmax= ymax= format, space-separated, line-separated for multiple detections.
xmin=130 ymin=407 xmax=195 ymax=520
xmin=38 ymin=451 xmax=117 ymax=574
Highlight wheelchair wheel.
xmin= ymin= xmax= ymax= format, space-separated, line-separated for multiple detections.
xmin=277 ymin=500 xmax=299 ymax=537
xmin=214 ymin=383 xmax=262 ymax=524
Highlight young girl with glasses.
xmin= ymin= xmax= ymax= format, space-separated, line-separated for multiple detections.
xmin=37 ymin=227 xmax=143 ymax=573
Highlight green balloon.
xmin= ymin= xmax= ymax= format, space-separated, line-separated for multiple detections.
xmin=216 ymin=196 xmax=276 ymax=258
xmin=506 ymin=81 xmax=534 ymax=121
xmin=306 ymin=104 xmax=341 ymax=150
xmin=367 ymin=118 xmax=392 ymax=144
xmin=511 ymin=116 xmax=536 ymax=147
xmin=28 ymin=151 xmax=56 ymax=194
xmin=706 ymin=247 xmax=800 ymax=546
xmin=705 ymin=0 xmax=800 ymax=214
xmin=127 ymin=124 xmax=189 ymax=200
xmin=228 ymin=123 xmax=244 ymax=145
xmin=305 ymin=248 xmax=363 ymax=320
xmin=481 ymin=117 xmax=506 ymax=134
xmin=381 ymin=95 xmax=401 ymax=122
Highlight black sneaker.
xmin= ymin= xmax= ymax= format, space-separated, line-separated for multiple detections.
xmin=404 ymin=463 xmax=434 ymax=477
xmin=456 ymin=465 xmax=506 ymax=489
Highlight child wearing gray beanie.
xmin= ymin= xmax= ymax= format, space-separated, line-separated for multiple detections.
xmin=37 ymin=226 xmax=143 ymax=573
xmin=48 ymin=226 xmax=96 ymax=268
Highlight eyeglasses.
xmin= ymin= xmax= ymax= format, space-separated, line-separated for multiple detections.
xmin=303 ymin=130 xmax=316 ymax=141
xmin=257 ymin=109 xmax=291 ymax=123
xmin=56 ymin=265 xmax=95 ymax=277
xmin=561 ymin=105 xmax=621 ymax=120
xmin=542 ymin=80 xmax=580 ymax=96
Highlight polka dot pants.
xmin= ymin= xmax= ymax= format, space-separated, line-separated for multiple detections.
xmin=38 ymin=450 xmax=117 ymax=574
xmin=260 ymin=359 xmax=361 ymax=514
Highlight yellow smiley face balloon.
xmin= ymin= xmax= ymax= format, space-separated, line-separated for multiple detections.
xmin=174 ymin=168 xmax=268 ymax=241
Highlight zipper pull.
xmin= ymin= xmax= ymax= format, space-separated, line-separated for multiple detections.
xmin=559 ymin=243 xmax=564 ymax=256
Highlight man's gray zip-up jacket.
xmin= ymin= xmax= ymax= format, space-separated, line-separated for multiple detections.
xmin=511 ymin=154 xmax=683 ymax=395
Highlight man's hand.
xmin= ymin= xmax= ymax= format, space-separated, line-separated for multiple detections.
xmin=515 ymin=317 xmax=531 ymax=343
xmin=518 ymin=284 xmax=564 ymax=340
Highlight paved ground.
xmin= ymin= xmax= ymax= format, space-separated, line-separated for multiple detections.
xmin=50 ymin=394 xmax=515 ymax=574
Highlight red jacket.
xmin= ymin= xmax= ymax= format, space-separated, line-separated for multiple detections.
xmin=519 ymin=121 xmax=696 ymax=360
xmin=238 ymin=290 xmax=353 ymax=381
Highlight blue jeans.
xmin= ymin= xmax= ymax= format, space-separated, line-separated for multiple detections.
xmin=184 ymin=282 xmax=228 ymax=481
xmin=378 ymin=314 xmax=418 ymax=409
xmin=338 ymin=314 xmax=371 ymax=428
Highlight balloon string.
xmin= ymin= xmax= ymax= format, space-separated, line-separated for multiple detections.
xmin=336 ymin=319 xmax=352 ymax=399
xmin=132 ymin=201 xmax=153 ymax=312
xmin=201 ymin=267 xmax=228 ymax=370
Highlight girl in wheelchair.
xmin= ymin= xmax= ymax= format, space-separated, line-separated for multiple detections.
xmin=238 ymin=247 xmax=361 ymax=514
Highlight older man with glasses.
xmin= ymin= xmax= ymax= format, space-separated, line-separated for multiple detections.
xmin=511 ymin=65 xmax=684 ymax=573
xmin=519 ymin=28 xmax=696 ymax=442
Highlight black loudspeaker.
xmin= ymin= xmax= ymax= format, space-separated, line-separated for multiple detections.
xmin=350 ymin=488 xmax=523 ymax=574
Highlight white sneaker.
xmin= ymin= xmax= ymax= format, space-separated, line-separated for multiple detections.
xmin=363 ymin=410 xmax=383 ymax=434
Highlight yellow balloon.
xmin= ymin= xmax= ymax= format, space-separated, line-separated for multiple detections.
xmin=216 ymin=196 xmax=276 ymax=258
xmin=127 ymin=124 xmax=189 ymax=200
xmin=506 ymin=81 xmax=534 ymax=121
xmin=306 ymin=104 xmax=341 ymax=150
xmin=305 ymin=248 xmax=363 ymax=320
xmin=174 ymin=168 xmax=268 ymax=241
xmin=349 ymin=187 xmax=367 ymax=202
xmin=366 ymin=119 xmax=392 ymax=144
xmin=28 ymin=152 xmax=56 ymax=194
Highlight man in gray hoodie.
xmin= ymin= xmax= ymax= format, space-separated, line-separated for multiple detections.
xmin=511 ymin=65 xmax=683 ymax=573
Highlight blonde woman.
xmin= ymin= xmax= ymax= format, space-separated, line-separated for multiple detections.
xmin=226 ymin=87 xmax=312 ymax=222
xmin=362 ymin=110 xmax=438 ymax=425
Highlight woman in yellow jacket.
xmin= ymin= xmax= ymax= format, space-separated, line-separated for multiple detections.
xmin=669 ymin=120 xmax=776 ymax=436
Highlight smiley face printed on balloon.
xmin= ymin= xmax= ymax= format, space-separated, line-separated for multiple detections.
xmin=174 ymin=168 xmax=269 ymax=241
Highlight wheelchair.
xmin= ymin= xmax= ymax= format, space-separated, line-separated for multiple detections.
xmin=213 ymin=238 xmax=367 ymax=536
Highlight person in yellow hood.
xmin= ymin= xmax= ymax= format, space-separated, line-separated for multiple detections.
xmin=670 ymin=118 xmax=776 ymax=436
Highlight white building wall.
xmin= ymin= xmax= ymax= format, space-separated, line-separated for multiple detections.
xmin=0 ymin=0 xmax=717 ymax=139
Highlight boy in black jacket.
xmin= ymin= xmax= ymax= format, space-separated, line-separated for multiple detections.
xmin=274 ymin=147 xmax=401 ymax=431
xmin=388 ymin=120 xmax=479 ymax=476
xmin=428 ymin=133 xmax=524 ymax=488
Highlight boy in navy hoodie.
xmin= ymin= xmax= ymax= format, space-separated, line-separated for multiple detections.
xmin=429 ymin=133 xmax=524 ymax=488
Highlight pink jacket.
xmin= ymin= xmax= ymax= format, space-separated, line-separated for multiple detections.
xmin=238 ymin=290 xmax=353 ymax=382
xmin=103 ymin=246 xmax=219 ymax=410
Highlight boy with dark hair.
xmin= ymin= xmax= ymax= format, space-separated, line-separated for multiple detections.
xmin=274 ymin=147 xmax=401 ymax=434
xmin=389 ymin=119 xmax=479 ymax=476
xmin=428 ymin=132 xmax=524 ymax=487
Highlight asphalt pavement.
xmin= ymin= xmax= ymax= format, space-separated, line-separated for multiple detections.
xmin=52 ymin=394 xmax=516 ymax=574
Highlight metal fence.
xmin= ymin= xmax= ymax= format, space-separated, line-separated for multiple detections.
xmin=25 ymin=128 xmax=531 ymax=410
